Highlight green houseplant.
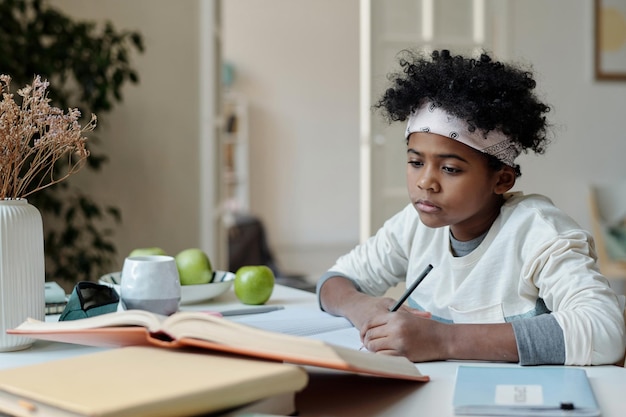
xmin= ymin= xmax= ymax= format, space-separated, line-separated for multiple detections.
xmin=0 ymin=0 xmax=144 ymax=287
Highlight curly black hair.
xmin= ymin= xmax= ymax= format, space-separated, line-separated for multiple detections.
xmin=375 ymin=49 xmax=551 ymax=174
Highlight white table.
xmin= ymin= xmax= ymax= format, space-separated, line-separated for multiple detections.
xmin=1 ymin=284 xmax=625 ymax=417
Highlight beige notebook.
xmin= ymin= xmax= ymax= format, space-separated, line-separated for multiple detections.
xmin=0 ymin=346 xmax=308 ymax=417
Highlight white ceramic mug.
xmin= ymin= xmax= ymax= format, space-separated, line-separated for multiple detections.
xmin=120 ymin=255 xmax=181 ymax=315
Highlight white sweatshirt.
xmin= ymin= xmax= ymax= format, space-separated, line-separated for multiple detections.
xmin=319 ymin=193 xmax=625 ymax=365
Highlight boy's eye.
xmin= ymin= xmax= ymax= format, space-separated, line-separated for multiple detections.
xmin=442 ymin=166 xmax=461 ymax=174
xmin=407 ymin=159 xmax=462 ymax=174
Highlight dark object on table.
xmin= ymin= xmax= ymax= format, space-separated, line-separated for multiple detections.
xmin=228 ymin=214 xmax=315 ymax=292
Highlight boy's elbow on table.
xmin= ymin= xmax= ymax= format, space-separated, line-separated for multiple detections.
xmin=560 ymin=310 xmax=626 ymax=366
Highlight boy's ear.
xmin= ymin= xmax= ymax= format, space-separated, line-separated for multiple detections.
xmin=494 ymin=166 xmax=516 ymax=195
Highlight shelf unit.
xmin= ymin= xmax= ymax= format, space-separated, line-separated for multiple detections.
xmin=220 ymin=91 xmax=249 ymax=221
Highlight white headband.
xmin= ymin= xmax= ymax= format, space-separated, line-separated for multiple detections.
xmin=405 ymin=102 xmax=520 ymax=167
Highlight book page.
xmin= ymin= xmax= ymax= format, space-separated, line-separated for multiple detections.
xmin=167 ymin=315 xmax=427 ymax=381
xmin=306 ymin=327 xmax=363 ymax=351
xmin=14 ymin=309 xmax=166 ymax=332
xmin=227 ymin=307 xmax=353 ymax=336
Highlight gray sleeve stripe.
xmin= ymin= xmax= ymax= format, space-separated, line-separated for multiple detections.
xmin=511 ymin=314 xmax=565 ymax=365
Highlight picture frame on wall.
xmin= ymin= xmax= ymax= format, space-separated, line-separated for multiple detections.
xmin=595 ymin=0 xmax=626 ymax=80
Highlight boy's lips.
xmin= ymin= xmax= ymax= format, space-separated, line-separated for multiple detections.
xmin=415 ymin=199 xmax=440 ymax=213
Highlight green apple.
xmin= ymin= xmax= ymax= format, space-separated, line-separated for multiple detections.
xmin=234 ymin=265 xmax=275 ymax=305
xmin=128 ymin=247 xmax=167 ymax=257
xmin=175 ymin=248 xmax=213 ymax=285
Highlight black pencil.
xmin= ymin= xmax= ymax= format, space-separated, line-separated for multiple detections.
xmin=388 ymin=264 xmax=434 ymax=312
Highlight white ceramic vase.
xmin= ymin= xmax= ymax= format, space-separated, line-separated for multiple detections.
xmin=0 ymin=199 xmax=45 ymax=351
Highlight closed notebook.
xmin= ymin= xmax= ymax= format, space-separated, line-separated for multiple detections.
xmin=452 ymin=366 xmax=600 ymax=417
xmin=0 ymin=346 xmax=308 ymax=417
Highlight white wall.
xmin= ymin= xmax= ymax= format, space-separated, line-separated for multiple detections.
xmin=51 ymin=0 xmax=361 ymax=280
xmin=510 ymin=0 xmax=626 ymax=232
xmin=222 ymin=0 xmax=361 ymax=277
xmin=50 ymin=0 xmax=211 ymax=273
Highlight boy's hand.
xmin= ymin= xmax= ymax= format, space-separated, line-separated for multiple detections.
xmin=339 ymin=294 xmax=396 ymax=329
xmin=397 ymin=305 xmax=432 ymax=318
xmin=360 ymin=310 xmax=519 ymax=363
xmin=360 ymin=309 xmax=445 ymax=362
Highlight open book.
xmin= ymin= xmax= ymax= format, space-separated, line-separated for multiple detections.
xmin=9 ymin=309 xmax=428 ymax=382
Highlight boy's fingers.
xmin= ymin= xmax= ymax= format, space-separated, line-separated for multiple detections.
xmin=400 ymin=306 xmax=432 ymax=318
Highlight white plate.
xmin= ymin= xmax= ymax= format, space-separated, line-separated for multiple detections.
xmin=99 ymin=270 xmax=235 ymax=305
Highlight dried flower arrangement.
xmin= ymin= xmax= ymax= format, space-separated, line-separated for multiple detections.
xmin=0 ymin=74 xmax=97 ymax=200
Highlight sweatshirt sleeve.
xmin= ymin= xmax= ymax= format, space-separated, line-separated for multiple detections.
xmin=316 ymin=270 xmax=361 ymax=311
xmin=318 ymin=205 xmax=418 ymax=297
xmin=528 ymin=230 xmax=626 ymax=365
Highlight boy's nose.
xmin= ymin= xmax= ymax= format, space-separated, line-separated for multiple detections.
xmin=416 ymin=170 xmax=440 ymax=192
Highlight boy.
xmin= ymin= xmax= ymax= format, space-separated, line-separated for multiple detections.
xmin=317 ymin=50 xmax=625 ymax=365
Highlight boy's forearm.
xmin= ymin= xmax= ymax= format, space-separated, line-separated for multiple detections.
xmin=321 ymin=277 xmax=520 ymax=363
xmin=444 ymin=322 xmax=519 ymax=363
xmin=319 ymin=276 xmax=375 ymax=329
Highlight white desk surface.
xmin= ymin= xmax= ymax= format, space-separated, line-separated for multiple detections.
xmin=2 ymin=284 xmax=625 ymax=417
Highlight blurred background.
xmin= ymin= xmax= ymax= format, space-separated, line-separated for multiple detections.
xmin=10 ymin=0 xmax=626 ymax=291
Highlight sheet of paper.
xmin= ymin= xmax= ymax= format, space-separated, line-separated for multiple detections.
xmin=306 ymin=327 xmax=363 ymax=350
xmin=228 ymin=306 xmax=353 ymax=337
